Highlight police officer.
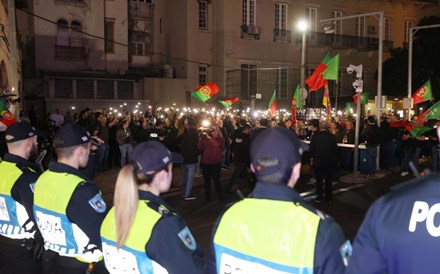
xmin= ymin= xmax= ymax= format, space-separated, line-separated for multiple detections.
xmin=100 ymin=141 xmax=205 ymax=274
xmin=207 ymin=127 xmax=347 ymax=274
xmin=0 ymin=122 xmax=42 ymax=274
xmin=347 ymin=130 xmax=440 ymax=274
xmin=33 ymin=123 xmax=108 ymax=274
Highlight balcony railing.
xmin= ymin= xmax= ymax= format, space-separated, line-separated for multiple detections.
xmin=129 ymin=2 xmax=154 ymax=19
xmin=55 ymin=45 xmax=87 ymax=60
xmin=273 ymin=29 xmax=291 ymax=43
xmin=296 ymin=32 xmax=394 ymax=51
xmin=241 ymin=25 xmax=260 ymax=40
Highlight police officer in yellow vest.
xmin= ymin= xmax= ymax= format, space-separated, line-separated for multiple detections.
xmin=33 ymin=123 xmax=108 ymax=274
xmin=100 ymin=141 xmax=205 ymax=274
xmin=207 ymin=127 xmax=347 ymax=274
xmin=0 ymin=122 xmax=42 ymax=274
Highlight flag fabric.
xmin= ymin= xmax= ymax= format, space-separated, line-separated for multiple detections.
xmin=410 ymin=126 xmax=432 ymax=138
xmin=412 ymin=80 xmax=432 ymax=105
xmin=191 ymin=82 xmax=220 ymax=103
xmin=268 ymin=90 xmax=277 ymax=117
xmin=322 ymin=84 xmax=331 ymax=119
xmin=323 ymin=54 xmax=340 ymax=81
xmin=344 ymin=103 xmax=352 ymax=118
xmin=389 ymin=121 xmax=414 ymax=132
xmin=218 ymin=97 xmax=239 ymax=108
xmin=424 ymin=100 xmax=440 ymax=121
xmin=293 ymin=84 xmax=303 ymax=109
xmin=353 ymin=92 xmax=369 ymax=105
xmin=0 ymin=100 xmax=16 ymax=127
xmin=416 ymin=108 xmax=430 ymax=125
xmin=305 ymin=53 xmax=331 ymax=92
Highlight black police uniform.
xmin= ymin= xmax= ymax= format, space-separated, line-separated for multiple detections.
xmin=0 ymin=153 xmax=42 ymax=274
xmin=139 ymin=191 xmax=205 ymax=273
xmin=39 ymin=161 xmax=108 ymax=274
xmin=347 ymin=173 xmax=440 ymax=274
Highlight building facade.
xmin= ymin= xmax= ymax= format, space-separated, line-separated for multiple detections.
xmin=15 ymin=0 xmax=439 ymax=115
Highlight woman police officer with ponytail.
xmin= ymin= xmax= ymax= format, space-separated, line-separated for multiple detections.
xmin=100 ymin=141 xmax=204 ymax=274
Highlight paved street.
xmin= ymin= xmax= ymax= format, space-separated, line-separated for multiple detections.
xmin=94 ymin=164 xmax=423 ymax=255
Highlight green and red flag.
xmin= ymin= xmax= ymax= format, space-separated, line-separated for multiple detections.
xmin=0 ymin=100 xmax=16 ymax=128
xmin=323 ymin=53 xmax=340 ymax=81
xmin=423 ymin=100 xmax=440 ymax=121
xmin=291 ymin=85 xmax=302 ymax=124
xmin=412 ymin=80 xmax=432 ymax=105
xmin=410 ymin=126 xmax=432 ymax=138
xmin=305 ymin=53 xmax=331 ymax=92
xmin=353 ymin=92 xmax=369 ymax=105
xmin=268 ymin=90 xmax=277 ymax=117
xmin=218 ymin=97 xmax=239 ymax=108
xmin=191 ymin=82 xmax=220 ymax=103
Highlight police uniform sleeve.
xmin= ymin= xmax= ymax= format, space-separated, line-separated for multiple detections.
xmin=66 ymin=182 xmax=107 ymax=249
xmin=10 ymin=172 xmax=40 ymax=230
xmin=146 ymin=215 xmax=205 ymax=274
xmin=314 ymin=217 xmax=347 ymax=274
xmin=346 ymin=199 xmax=387 ymax=274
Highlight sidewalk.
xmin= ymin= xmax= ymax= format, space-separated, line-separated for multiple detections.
xmin=339 ymin=168 xmax=399 ymax=184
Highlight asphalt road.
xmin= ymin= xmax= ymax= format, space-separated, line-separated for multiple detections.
xmin=94 ymin=164 xmax=421 ymax=255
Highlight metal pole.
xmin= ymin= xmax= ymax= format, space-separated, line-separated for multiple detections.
xmin=376 ymin=12 xmax=384 ymax=171
xmin=8 ymin=0 xmax=18 ymax=103
xmin=353 ymin=94 xmax=362 ymax=173
xmin=300 ymin=31 xmax=306 ymax=102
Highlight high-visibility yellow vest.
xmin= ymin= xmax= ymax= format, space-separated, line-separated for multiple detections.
xmin=213 ymin=198 xmax=320 ymax=274
xmin=34 ymin=170 xmax=102 ymax=263
xmin=101 ymin=200 xmax=169 ymax=274
xmin=0 ymin=161 xmax=35 ymax=239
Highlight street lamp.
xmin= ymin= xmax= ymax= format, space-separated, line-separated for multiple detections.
xmin=407 ymin=24 xmax=440 ymax=116
xmin=297 ymin=19 xmax=308 ymax=105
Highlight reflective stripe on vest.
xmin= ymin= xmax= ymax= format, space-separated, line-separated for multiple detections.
xmin=101 ymin=201 xmax=168 ymax=274
xmin=213 ymin=198 xmax=320 ymax=274
xmin=34 ymin=170 xmax=102 ymax=262
xmin=0 ymin=161 xmax=35 ymax=239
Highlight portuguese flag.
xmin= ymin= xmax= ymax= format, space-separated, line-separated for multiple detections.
xmin=191 ymin=82 xmax=220 ymax=103
xmin=218 ymin=97 xmax=239 ymax=108
xmin=0 ymin=100 xmax=16 ymax=127
xmin=412 ymin=80 xmax=432 ymax=105
xmin=268 ymin=90 xmax=277 ymax=117
xmin=353 ymin=92 xmax=369 ymax=105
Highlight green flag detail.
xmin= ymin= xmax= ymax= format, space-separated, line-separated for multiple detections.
xmin=293 ymin=84 xmax=302 ymax=109
xmin=323 ymin=54 xmax=340 ymax=80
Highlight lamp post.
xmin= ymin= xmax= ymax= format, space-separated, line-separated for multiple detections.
xmin=297 ymin=19 xmax=308 ymax=105
xmin=407 ymin=24 xmax=440 ymax=116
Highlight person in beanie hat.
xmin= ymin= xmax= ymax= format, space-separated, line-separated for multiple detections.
xmin=207 ymin=127 xmax=347 ymax=274
xmin=100 ymin=141 xmax=204 ymax=274
xmin=0 ymin=122 xmax=42 ymax=274
xmin=33 ymin=123 xmax=108 ymax=274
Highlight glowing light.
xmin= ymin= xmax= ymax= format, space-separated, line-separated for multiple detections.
xmin=202 ymin=119 xmax=210 ymax=127
xmin=71 ymin=106 xmax=76 ymax=110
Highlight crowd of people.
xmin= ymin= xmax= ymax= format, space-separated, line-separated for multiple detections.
xmin=1 ymin=103 xmax=440 ymax=274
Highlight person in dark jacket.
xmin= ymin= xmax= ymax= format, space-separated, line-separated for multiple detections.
xmin=225 ymin=124 xmax=252 ymax=192
xmin=361 ymin=116 xmax=381 ymax=176
xmin=309 ymin=120 xmax=338 ymax=203
xmin=179 ymin=118 xmax=199 ymax=200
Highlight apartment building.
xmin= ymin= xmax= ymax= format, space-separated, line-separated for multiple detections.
xmin=15 ymin=0 xmax=439 ymax=115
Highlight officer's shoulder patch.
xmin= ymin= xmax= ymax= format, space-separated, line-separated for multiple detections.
xmin=88 ymin=193 xmax=107 ymax=213
xmin=177 ymin=226 xmax=196 ymax=251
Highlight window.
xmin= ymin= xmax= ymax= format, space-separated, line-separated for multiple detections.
xmin=242 ymin=0 xmax=256 ymax=27
xmin=355 ymin=16 xmax=365 ymax=37
xmin=404 ymin=20 xmax=414 ymax=43
xmin=76 ymin=79 xmax=94 ymax=99
xmin=275 ymin=3 xmax=287 ymax=31
xmin=56 ymin=19 xmax=69 ymax=46
xmin=97 ymin=80 xmax=114 ymax=99
xmin=199 ymin=64 xmax=208 ymax=85
xmin=275 ymin=66 xmax=288 ymax=99
xmin=54 ymin=79 xmax=73 ymax=99
xmin=198 ymin=1 xmax=208 ymax=30
xmin=306 ymin=7 xmax=317 ymax=33
xmin=332 ymin=11 xmax=342 ymax=35
xmin=384 ymin=17 xmax=391 ymax=41
xmin=117 ymin=81 xmax=134 ymax=100
xmin=70 ymin=21 xmax=83 ymax=47
xmin=105 ymin=20 xmax=115 ymax=53
xmin=240 ymin=64 xmax=257 ymax=98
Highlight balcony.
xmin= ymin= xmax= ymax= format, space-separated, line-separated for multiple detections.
xmin=241 ymin=25 xmax=260 ymax=40
xmin=129 ymin=2 xmax=154 ymax=19
xmin=273 ymin=29 xmax=291 ymax=43
xmin=296 ymin=32 xmax=394 ymax=51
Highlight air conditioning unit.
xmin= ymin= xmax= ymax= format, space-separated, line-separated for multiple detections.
xmin=368 ymin=25 xmax=377 ymax=34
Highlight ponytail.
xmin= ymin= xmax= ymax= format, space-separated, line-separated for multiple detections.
xmin=114 ymin=165 xmax=139 ymax=248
